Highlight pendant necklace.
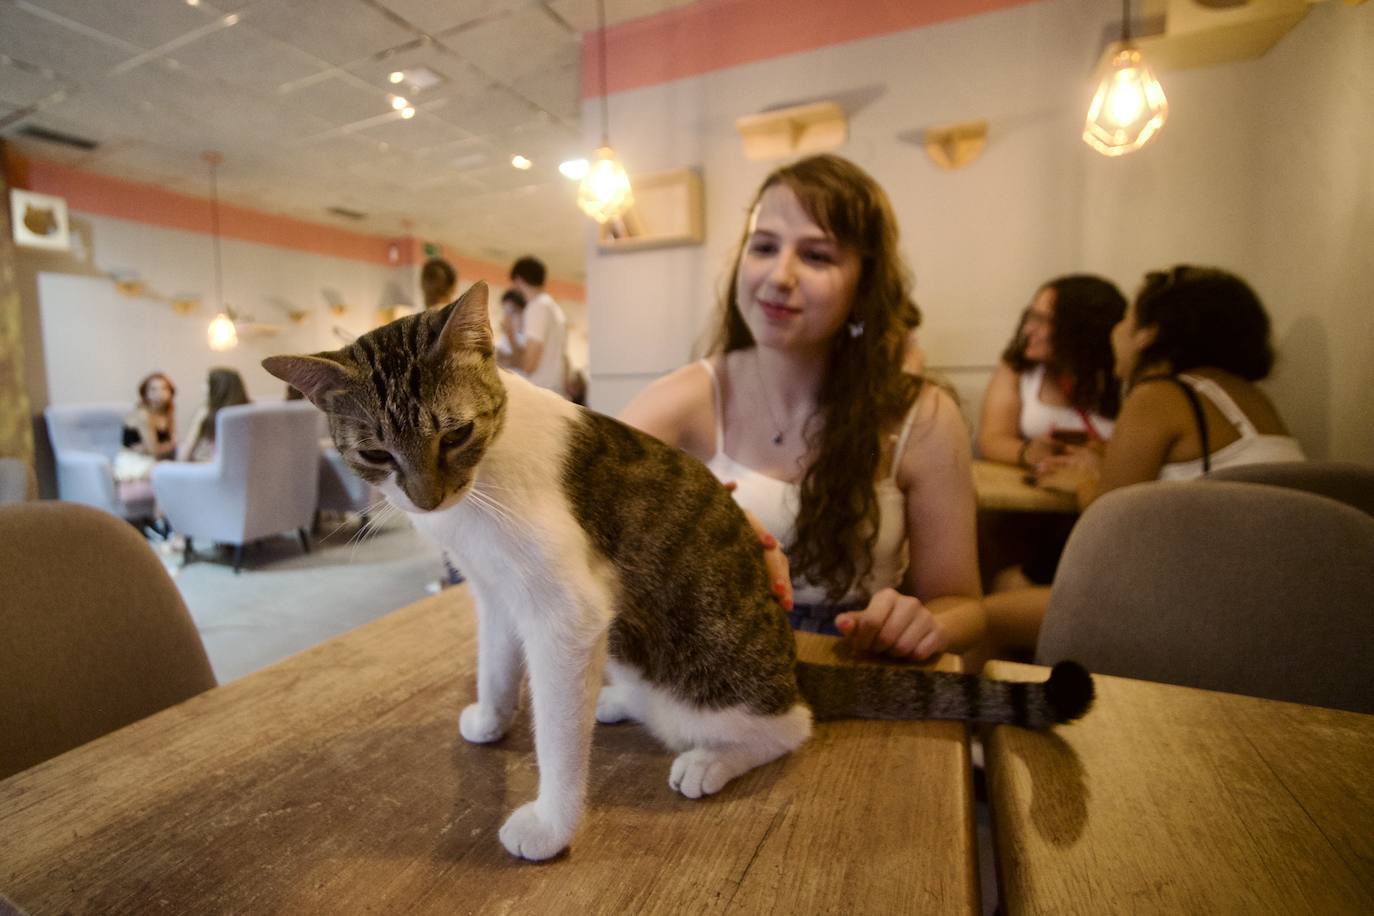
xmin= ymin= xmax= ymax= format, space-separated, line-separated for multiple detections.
xmin=751 ymin=350 xmax=789 ymax=446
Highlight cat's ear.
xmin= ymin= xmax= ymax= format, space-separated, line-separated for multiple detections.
xmin=262 ymin=352 xmax=354 ymax=408
xmin=434 ymin=280 xmax=492 ymax=359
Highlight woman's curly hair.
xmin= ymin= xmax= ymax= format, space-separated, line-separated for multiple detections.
xmin=1130 ymin=265 xmax=1274 ymax=383
xmin=1001 ymin=274 xmax=1126 ymax=418
xmin=710 ymin=155 xmax=922 ymax=603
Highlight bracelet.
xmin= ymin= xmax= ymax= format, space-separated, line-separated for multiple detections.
xmin=1017 ymin=439 xmax=1032 ymax=469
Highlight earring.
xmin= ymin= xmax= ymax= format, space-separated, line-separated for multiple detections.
xmin=846 ymin=319 xmax=865 ymax=339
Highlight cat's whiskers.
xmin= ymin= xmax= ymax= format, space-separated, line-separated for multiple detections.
xmin=467 ymin=488 xmax=524 ymax=538
xmin=347 ymin=500 xmax=399 ymax=560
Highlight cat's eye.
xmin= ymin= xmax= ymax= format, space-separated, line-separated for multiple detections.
xmin=441 ymin=423 xmax=475 ymax=451
xmin=358 ymin=449 xmax=394 ymax=466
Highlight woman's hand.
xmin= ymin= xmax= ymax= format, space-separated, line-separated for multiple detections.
xmin=722 ymin=481 xmax=793 ymax=610
xmin=833 ymin=588 xmax=949 ymax=661
xmin=1035 ymin=446 xmax=1102 ymax=497
xmin=1021 ymin=436 xmax=1061 ymax=469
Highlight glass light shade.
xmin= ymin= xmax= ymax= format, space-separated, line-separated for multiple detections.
xmin=577 ymin=147 xmax=633 ymax=224
xmin=208 ymin=312 xmax=238 ymax=350
xmin=1083 ymin=47 xmax=1168 ymax=157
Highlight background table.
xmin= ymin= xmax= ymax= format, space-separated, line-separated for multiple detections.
xmin=972 ymin=460 xmax=1078 ymax=514
xmin=1 ymin=589 xmax=978 ymax=914
xmin=984 ymin=661 xmax=1374 ymax=914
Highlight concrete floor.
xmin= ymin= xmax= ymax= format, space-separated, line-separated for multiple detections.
xmin=165 ymin=513 xmax=446 ymax=683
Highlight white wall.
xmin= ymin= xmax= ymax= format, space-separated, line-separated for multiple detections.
xmin=584 ymin=0 xmax=1374 ymax=463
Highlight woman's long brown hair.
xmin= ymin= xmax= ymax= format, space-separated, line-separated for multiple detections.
xmin=710 ymin=155 xmax=923 ymax=602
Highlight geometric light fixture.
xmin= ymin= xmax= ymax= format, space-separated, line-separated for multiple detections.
xmin=202 ymin=151 xmax=238 ymax=351
xmin=576 ymin=0 xmax=633 ymax=224
xmin=1082 ymin=0 xmax=1169 ymax=157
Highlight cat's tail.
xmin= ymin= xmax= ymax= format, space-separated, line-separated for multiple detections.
xmin=795 ymin=660 xmax=1094 ymax=730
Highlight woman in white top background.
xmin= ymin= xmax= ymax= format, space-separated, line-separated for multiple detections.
xmin=978 ymin=274 xmax=1126 ymax=470
xmin=620 ymin=154 xmax=984 ymax=661
xmin=1044 ymin=265 xmax=1304 ymax=502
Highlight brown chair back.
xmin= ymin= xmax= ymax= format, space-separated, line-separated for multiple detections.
xmin=1037 ymin=481 xmax=1374 ymax=714
xmin=0 ymin=502 xmax=217 ymax=779
xmin=1207 ymin=460 xmax=1374 ymax=517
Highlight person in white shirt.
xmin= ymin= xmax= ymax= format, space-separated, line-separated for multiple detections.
xmin=505 ymin=255 xmax=568 ymax=396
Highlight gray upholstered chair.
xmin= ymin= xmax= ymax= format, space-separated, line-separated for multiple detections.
xmin=0 ymin=457 xmax=34 ymax=505
xmin=1036 ymin=481 xmax=1374 ymax=715
xmin=44 ymin=402 xmax=156 ymax=522
xmin=1207 ymin=460 xmax=1374 ymax=518
xmin=152 ymin=401 xmax=321 ymax=571
xmin=0 ymin=501 xmax=217 ymax=780
xmin=318 ymin=446 xmax=378 ymax=520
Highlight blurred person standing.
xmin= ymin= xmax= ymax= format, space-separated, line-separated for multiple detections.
xmin=505 ymin=255 xmax=568 ymax=396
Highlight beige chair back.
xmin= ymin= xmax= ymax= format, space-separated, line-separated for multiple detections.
xmin=1036 ymin=481 xmax=1374 ymax=715
xmin=0 ymin=502 xmax=217 ymax=779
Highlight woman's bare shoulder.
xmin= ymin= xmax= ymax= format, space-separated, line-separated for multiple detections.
xmin=617 ymin=359 xmax=716 ymax=455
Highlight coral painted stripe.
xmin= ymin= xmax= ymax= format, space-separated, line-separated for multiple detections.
xmin=17 ymin=157 xmax=586 ymax=300
xmin=582 ymin=0 xmax=1041 ymax=97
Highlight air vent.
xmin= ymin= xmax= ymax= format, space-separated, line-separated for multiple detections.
xmin=326 ymin=206 xmax=367 ymax=221
xmin=17 ymin=124 xmax=99 ymax=150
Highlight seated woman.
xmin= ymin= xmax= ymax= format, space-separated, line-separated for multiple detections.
xmin=1042 ymin=265 xmax=1304 ymax=502
xmin=978 ymin=275 xmax=1126 ymax=469
xmin=620 ymin=154 xmax=984 ymax=661
xmin=976 ymin=275 xmax=1125 ymax=591
xmin=178 ymin=367 xmax=251 ymax=463
xmin=980 ymin=267 xmax=1305 ymax=669
xmin=114 ymin=372 xmax=178 ymax=507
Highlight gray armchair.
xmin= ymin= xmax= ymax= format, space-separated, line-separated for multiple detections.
xmin=44 ymin=403 xmax=156 ymax=522
xmin=318 ymin=446 xmax=378 ymax=520
xmin=0 ymin=458 xmax=34 ymax=505
xmin=152 ymin=402 xmax=321 ymax=571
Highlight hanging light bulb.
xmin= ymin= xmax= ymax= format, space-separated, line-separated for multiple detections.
xmin=208 ymin=311 xmax=238 ymax=350
xmin=578 ymin=147 xmax=633 ymax=224
xmin=577 ymin=0 xmax=632 ymax=224
xmin=1083 ymin=0 xmax=1168 ymax=157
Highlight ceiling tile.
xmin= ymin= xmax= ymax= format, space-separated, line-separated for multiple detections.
xmin=378 ymin=0 xmax=525 ymax=36
xmin=0 ymin=3 xmax=136 ymax=83
xmin=344 ymin=44 xmax=489 ymax=103
xmin=21 ymin=0 xmax=220 ymax=51
xmin=444 ymin=5 xmax=577 ymax=85
xmin=242 ymin=0 xmax=419 ymax=68
xmin=353 ymin=108 xmax=469 ymax=151
xmin=547 ymin=0 xmax=701 ymax=33
xmin=436 ymin=85 xmax=543 ymax=138
xmin=0 ymin=59 xmax=69 ymax=108
xmin=176 ymin=19 xmax=329 ymax=94
xmin=275 ymin=74 xmax=396 ymax=129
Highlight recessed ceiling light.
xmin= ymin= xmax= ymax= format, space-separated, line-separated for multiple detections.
xmin=389 ymin=95 xmax=408 ymax=111
xmin=511 ymin=155 xmax=532 ymax=170
xmin=388 ymin=71 xmax=405 ymax=84
xmin=223 ymin=13 xmax=239 ymax=26
xmin=558 ymin=158 xmax=589 ymax=180
xmin=400 ymin=107 xmax=416 ymax=119
xmin=185 ymin=0 xmax=200 ymax=6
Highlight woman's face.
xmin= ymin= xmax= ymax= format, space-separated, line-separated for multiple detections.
xmin=1111 ymin=298 xmax=1154 ymax=380
xmin=144 ymin=376 xmax=172 ymax=409
xmin=1021 ymin=287 xmax=1055 ymax=363
xmin=735 ymin=184 xmax=861 ymax=354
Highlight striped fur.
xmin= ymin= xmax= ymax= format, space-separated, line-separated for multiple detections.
xmin=263 ymin=281 xmax=1092 ymax=862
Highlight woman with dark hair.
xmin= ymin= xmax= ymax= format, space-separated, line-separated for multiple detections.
xmin=420 ymin=258 xmax=458 ymax=308
xmin=978 ymin=275 xmax=1126 ymax=471
xmin=123 ymin=372 xmax=178 ymax=460
xmin=177 ymin=367 xmax=251 ymax=462
xmin=620 ymin=154 xmax=984 ymax=660
xmin=1046 ymin=265 xmax=1303 ymax=502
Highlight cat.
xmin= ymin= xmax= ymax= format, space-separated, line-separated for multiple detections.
xmin=263 ymin=281 xmax=1092 ymax=862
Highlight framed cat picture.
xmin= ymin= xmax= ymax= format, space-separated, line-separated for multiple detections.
xmin=10 ymin=189 xmax=71 ymax=251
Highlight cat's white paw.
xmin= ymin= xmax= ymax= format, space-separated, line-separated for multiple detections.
xmin=669 ymin=748 xmax=736 ymax=799
xmin=459 ymin=703 xmax=511 ymax=744
xmin=595 ymin=685 xmax=633 ymax=724
xmin=499 ymin=801 xmax=572 ymax=861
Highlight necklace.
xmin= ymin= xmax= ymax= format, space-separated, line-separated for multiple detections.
xmin=751 ymin=350 xmax=789 ymax=446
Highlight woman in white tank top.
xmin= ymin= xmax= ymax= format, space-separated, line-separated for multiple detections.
xmin=1041 ymin=266 xmax=1304 ymax=503
xmin=620 ymin=155 xmax=984 ymax=662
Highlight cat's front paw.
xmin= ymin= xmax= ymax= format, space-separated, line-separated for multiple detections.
xmin=669 ymin=747 xmax=736 ymax=799
xmin=459 ymin=703 xmax=512 ymax=744
xmin=499 ymin=802 xmax=573 ymax=861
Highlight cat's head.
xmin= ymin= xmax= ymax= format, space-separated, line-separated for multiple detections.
xmin=263 ymin=281 xmax=504 ymax=513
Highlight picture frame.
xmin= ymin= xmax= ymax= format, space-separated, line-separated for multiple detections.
xmin=10 ymin=189 xmax=72 ymax=252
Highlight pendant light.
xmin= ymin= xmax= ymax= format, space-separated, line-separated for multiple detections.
xmin=202 ymin=151 xmax=238 ymax=351
xmin=1082 ymin=0 xmax=1168 ymax=157
xmin=577 ymin=0 xmax=633 ymax=224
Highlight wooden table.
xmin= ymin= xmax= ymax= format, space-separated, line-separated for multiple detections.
xmin=972 ymin=460 xmax=1077 ymax=514
xmin=984 ymin=661 xmax=1374 ymax=914
xmin=0 ymin=590 xmax=978 ymax=914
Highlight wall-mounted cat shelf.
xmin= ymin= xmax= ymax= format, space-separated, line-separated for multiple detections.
xmin=734 ymin=101 xmax=847 ymax=161
xmin=923 ymin=120 xmax=989 ymax=171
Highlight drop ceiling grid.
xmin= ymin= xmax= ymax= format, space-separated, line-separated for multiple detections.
xmin=19 ymin=0 xmax=222 ymax=51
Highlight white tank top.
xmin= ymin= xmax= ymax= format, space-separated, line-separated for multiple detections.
xmin=1158 ymin=374 xmax=1305 ymax=480
xmin=698 ymin=359 xmax=918 ymax=605
xmin=1019 ymin=364 xmax=1116 ymax=441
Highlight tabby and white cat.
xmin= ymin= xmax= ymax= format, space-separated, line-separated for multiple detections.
xmin=264 ymin=282 xmax=1092 ymax=861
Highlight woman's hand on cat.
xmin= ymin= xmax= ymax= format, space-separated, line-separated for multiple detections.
xmin=723 ymin=481 xmax=793 ymax=610
xmin=833 ymin=589 xmax=949 ymax=660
